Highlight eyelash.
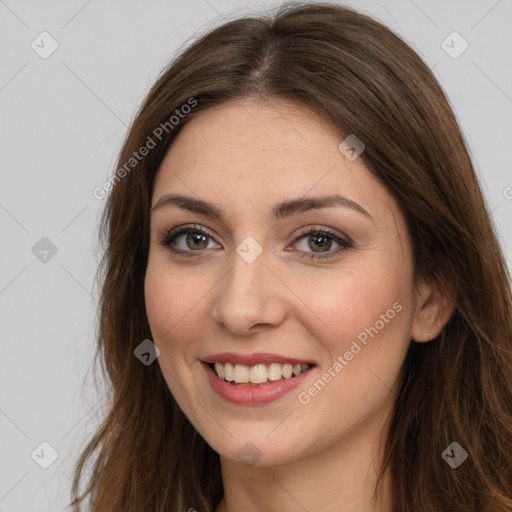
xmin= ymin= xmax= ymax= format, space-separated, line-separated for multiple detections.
xmin=157 ymin=224 xmax=353 ymax=260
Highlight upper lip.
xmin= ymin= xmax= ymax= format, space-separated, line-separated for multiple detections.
xmin=202 ymin=352 xmax=316 ymax=367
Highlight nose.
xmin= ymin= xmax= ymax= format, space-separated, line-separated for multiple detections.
xmin=211 ymin=248 xmax=288 ymax=335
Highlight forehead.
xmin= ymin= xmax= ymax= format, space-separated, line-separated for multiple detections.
xmin=152 ymin=98 xmax=393 ymax=224
xmin=158 ymin=100 xmax=335 ymax=184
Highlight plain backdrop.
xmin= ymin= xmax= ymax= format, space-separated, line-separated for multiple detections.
xmin=1 ymin=0 xmax=511 ymax=510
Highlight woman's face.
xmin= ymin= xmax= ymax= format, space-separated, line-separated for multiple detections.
xmin=145 ymin=98 xmax=421 ymax=467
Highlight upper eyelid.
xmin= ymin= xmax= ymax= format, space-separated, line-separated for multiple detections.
xmin=163 ymin=223 xmax=344 ymax=239
xmin=160 ymin=224 xmax=217 ymax=244
xmin=294 ymin=224 xmax=349 ymax=239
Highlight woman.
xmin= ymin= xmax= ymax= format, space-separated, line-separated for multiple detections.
xmin=71 ymin=2 xmax=512 ymax=511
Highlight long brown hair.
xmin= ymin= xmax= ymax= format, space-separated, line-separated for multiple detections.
xmin=71 ymin=2 xmax=512 ymax=510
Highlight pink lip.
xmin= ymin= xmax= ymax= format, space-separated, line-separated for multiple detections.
xmin=202 ymin=352 xmax=315 ymax=366
xmin=202 ymin=361 xmax=314 ymax=405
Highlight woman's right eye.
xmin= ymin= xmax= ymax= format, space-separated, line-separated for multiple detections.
xmin=158 ymin=225 xmax=221 ymax=257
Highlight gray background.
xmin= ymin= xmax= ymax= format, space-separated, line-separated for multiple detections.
xmin=1 ymin=0 xmax=511 ymax=510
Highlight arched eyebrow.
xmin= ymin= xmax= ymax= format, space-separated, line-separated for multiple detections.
xmin=150 ymin=193 xmax=373 ymax=223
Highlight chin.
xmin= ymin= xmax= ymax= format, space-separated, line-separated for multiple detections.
xmin=193 ymin=416 xmax=317 ymax=468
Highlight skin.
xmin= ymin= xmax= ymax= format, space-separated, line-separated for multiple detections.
xmin=144 ymin=98 xmax=454 ymax=512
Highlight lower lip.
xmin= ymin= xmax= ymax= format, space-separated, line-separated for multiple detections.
xmin=203 ymin=363 xmax=313 ymax=405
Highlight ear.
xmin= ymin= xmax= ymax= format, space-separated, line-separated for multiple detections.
xmin=411 ymin=277 xmax=455 ymax=343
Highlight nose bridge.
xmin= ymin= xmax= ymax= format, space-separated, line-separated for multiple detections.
xmin=228 ymin=255 xmax=261 ymax=298
xmin=222 ymin=246 xmax=270 ymax=307
xmin=212 ymin=244 xmax=286 ymax=333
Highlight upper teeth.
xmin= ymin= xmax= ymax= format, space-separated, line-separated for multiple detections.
xmin=213 ymin=362 xmax=310 ymax=384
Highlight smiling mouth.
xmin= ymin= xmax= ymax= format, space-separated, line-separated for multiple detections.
xmin=208 ymin=362 xmax=314 ymax=385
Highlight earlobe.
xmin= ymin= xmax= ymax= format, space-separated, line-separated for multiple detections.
xmin=411 ymin=278 xmax=455 ymax=343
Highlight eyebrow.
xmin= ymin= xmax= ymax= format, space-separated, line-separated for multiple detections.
xmin=150 ymin=193 xmax=373 ymax=222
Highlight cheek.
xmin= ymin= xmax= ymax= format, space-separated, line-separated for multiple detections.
xmin=293 ymin=259 xmax=415 ymax=418
xmin=144 ymin=254 xmax=208 ymax=344
xmin=145 ymin=267 xmax=176 ymax=341
xmin=301 ymin=261 xmax=409 ymax=353
xmin=144 ymin=262 xmax=206 ymax=406
xmin=292 ymin=271 xmax=412 ymax=430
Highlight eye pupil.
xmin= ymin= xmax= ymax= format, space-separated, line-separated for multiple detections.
xmin=309 ymin=235 xmax=331 ymax=252
xmin=187 ymin=233 xmax=208 ymax=250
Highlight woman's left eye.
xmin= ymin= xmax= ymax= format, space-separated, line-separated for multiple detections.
xmin=158 ymin=224 xmax=352 ymax=259
xmin=292 ymin=228 xmax=352 ymax=259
